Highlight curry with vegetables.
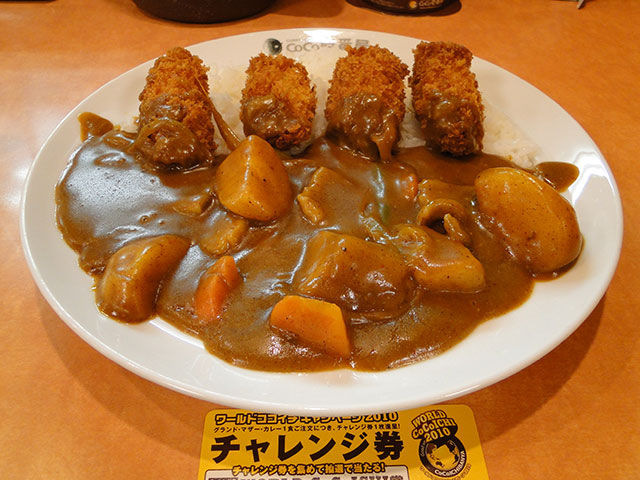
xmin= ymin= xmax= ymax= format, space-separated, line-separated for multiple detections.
xmin=54 ymin=46 xmax=582 ymax=372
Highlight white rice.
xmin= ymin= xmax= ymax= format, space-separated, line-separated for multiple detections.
xmin=481 ymin=100 xmax=540 ymax=168
xmin=208 ymin=52 xmax=539 ymax=168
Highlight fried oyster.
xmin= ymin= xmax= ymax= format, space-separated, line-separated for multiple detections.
xmin=325 ymin=45 xmax=409 ymax=161
xmin=410 ymin=41 xmax=484 ymax=156
xmin=135 ymin=47 xmax=216 ymax=169
xmin=240 ymin=53 xmax=317 ymax=151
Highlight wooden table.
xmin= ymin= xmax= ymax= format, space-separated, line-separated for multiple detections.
xmin=2 ymin=0 xmax=639 ymax=477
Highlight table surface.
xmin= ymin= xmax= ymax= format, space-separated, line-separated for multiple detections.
xmin=2 ymin=0 xmax=639 ymax=477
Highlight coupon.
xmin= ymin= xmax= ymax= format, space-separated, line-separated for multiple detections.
xmin=198 ymin=405 xmax=488 ymax=480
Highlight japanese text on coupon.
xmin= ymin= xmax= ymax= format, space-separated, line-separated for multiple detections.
xmin=198 ymin=405 xmax=488 ymax=480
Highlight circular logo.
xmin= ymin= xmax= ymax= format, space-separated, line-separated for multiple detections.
xmin=419 ymin=436 xmax=467 ymax=478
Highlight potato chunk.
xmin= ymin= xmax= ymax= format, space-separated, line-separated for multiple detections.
xmin=171 ymin=191 xmax=213 ymax=216
xmin=215 ymin=135 xmax=292 ymax=221
xmin=199 ymin=215 xmax=249 ymax=257
xmin=393 ymin=225 xmax=485 ymax=293
xmin=97 ymin=235 xmax=190 ymax=322
xmin=296 ymin=167 xmax=354 ymax=225
xmin=294 ymin=231 xmax=412 ymax=314
xmin=475 ymin=167 xmax=582 ymax=273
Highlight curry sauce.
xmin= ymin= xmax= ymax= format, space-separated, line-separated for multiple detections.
xmin=53 ymin=114 xmax=580 ymax=372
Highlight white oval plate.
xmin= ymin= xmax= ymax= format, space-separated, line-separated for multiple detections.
xmin=21 ymin=29 xmax=623 ymax=416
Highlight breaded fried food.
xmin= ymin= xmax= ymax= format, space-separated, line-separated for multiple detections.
xmin=325 ymin=45 xmax=409 ymax=161
xmin=410 ymin=41 xmax=484 ymax=156
xmin=135 ymin=47 xmax=216 ymax=168
xmin=240 ymin=53 xmax=316 ymax=151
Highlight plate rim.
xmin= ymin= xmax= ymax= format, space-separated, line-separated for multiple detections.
xmin=20 ymin=27 xmax=624 ymax=415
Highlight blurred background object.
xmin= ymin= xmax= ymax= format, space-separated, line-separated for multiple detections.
xmin=347 ymin=0 xmax=461 ymax=16
xmin=364 ymin=0 xmax=450 ymax=14
xmin=133 ymin=0 xmax=275 ymax=23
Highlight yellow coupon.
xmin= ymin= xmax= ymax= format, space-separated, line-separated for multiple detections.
xmin=198 ymin=405 xmax=488 ymax=480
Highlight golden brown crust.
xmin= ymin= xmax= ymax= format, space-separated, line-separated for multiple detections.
xmin=410 ymin=41 xmax=484 ymax=156
xmin=240 ymin=53 xmax=316 ymax=150
xmin=138 ymin=47 xmax=217 ymax=153
xmin=325 ymin=45 xmax=409 ymax=126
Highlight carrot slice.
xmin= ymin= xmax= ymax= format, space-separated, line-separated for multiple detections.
xmin=209 ymin=255 xmax=241 ymax=288
xmin=270 ymin=295 xmax=351 ymax=358
xmin=194 ymin=256 xmax=241 ymax=324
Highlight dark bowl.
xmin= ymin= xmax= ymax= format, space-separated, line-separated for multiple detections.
xmin=133 ymin=0 xmax=275 ymax=23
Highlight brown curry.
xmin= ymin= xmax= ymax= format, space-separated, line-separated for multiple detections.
xmin=55 ymin=113 xmax=579 ymax=372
